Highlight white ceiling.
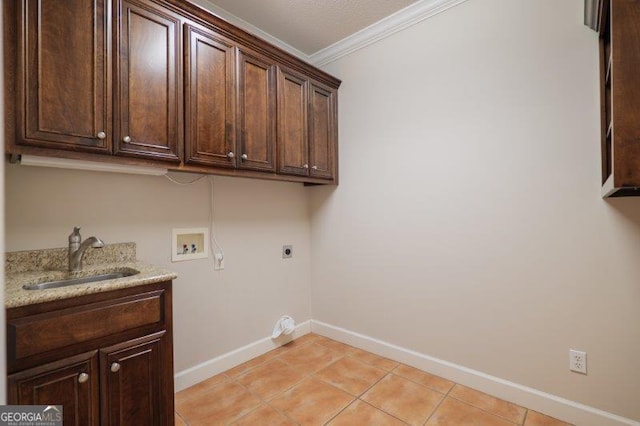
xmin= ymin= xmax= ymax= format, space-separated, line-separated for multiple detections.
xmin=201 ymin=0 xmax=420 ymax=55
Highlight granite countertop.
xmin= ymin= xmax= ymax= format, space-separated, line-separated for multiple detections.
xmin=5 ymin=243 xmax=177 ymax=308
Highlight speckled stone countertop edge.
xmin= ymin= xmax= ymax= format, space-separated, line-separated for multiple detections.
xmin=5 ymin=261 xmax=178 ymax=309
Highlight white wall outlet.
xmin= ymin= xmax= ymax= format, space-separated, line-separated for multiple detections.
xmin=214 ymin=253 xmax=224 ymax=271
xmin=569 ymin=349 xmax=587 ymax=374
xmin=282 ymin=245 xmax=293 ymax=259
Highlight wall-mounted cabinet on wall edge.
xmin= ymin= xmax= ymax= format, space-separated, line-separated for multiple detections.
xmin=3 ymin=0 xmax=340 ymax=185
xmin=585 ymin=0 xmax=640 ymax=197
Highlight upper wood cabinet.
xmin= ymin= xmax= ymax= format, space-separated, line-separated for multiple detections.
xmin=114 ymin=0 xmax=182 ymax=162
xmin=277 ymin=67 xmax=309 ymax=176
xmin=5 ymin=0 xmax=340 ymax=184
xmin=277 ymin=68 xmax=338 ymax=181
xmin=236 ymin=48 xmax=277 ymax=172
xmin=184 ymin=23 xmax=236 ymax=168
xmin=586 ymin=0 xmax=640 ymax=197
xmin=309 ymin=81 xmax=338 ymax=180
xmin=14 ymin=0 xmax=111 ymax=153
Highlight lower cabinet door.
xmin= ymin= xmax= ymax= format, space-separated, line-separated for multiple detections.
xmin=100 ymin=332 xmax=170 ymax=426
xmin=8 ymin=351 xmax=99 ymax=426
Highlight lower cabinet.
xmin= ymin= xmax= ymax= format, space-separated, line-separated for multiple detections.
xmin=6 ymin=282 xmax=174 ymax=426
xmin=8 ymin=351 xmax=99 ymax=426
xmin=101 ymin=334 xmax=166 ymax=426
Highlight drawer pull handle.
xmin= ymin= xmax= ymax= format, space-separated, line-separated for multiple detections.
xmin=227 ymin=152 xmax=235 ymax=159
xmin=78 ymin=373 xmax=89 ymax=383
xmin=311 ymin=165 xmax=318 ymax=170
xmin=123 ymin=136 xmax=131 ymax=143
xmin=303 ymin=164 xmax=309 ymax=169
xmin=110 ymin=362 xmax=121 ymax=373
xmin=241 ymin=154 xmax=248 ymax=160
xmin=96 ymin=131 xmax=106 ymax=140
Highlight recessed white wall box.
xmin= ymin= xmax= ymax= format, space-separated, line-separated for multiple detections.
xmin=172 ymin=228 xmax=209 ymax=262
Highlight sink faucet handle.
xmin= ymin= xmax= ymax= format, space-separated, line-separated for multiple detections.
xmin=69 ymin=227 xmax=82 ymax=244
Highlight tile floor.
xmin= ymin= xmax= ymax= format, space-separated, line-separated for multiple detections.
xmin=175 ymin=333 xmax=572 ymax=426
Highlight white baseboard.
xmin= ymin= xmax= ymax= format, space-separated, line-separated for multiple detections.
xmin=310 ymin=320 xmax=639 ymax=426
xmin=174 ymin=320 xmax=311 ymax=392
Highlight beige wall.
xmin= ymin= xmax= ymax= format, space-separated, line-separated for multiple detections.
xmin=5 ymin=165 xmax=312 ymax=372
xmin=311 ymin=0 xmax=640 ymax=420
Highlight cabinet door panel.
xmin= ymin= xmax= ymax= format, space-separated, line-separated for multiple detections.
xmin=277 ymin=68 xmax=309 ymax=176
xmin=237 ymin=49 xmax=276 ymax=171
xmin=309 ymin=82 xmax=337 ymax=180
xmin=185 ymin=23 xmax=235 ymax=167
xmin=18 ymin=0 xmax=110 ymax=151
xmin=8 ymin=351 xmax=99 ymax=426
xmin=101 ymin=333 xmax=170 ymax=426
xmin=115 ymin=0 xmax=181 ymax=162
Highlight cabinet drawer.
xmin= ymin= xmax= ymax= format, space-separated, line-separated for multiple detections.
xmin=8 ymin=290 xmax=165 ymax=361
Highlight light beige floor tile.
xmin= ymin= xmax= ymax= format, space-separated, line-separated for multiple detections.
xmin=524 ymin=410 xmax=573 ymax=426
xmin=279 ymin=342 xmax=344 ymax=375
xmin=175 ymin=380 xmax=261 ymax=425
xmin=348 ymin=347 xmax=399 ymax=371
xmin=269 ymin=377 xmax=355 ymax=425
xmin=175 ymin=373 xmax=229 ymax=406
xmin=231 ymin=404 xmax=297 ymax=425
xmin=393 ymin=364 xmax=455 ymax=394
xmin=225 ymin=349 xmax=284 ymax=378
xmin=361 ymin=374 xmax=443 ymax=425
xmin=328 ymin=400 xmax=407 ymax=426
xmin=315 ymin=337 xmax=356 ymax=356
xmin=426 ymin=397 xmax=517 ymax=425
xmin=449 ymin=385 xmax=526 ymax=424
xmin=236 ymin=359 xmax=306 ymax=400
xmin=280 ymin=333 xmax=322 ymax=350
xmin=315 ymin=356 xmax=387 ymax=396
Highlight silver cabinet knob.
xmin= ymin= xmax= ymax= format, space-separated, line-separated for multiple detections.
xmin=241 ymin=154 xmax=248 ymax=160
xmin=110 ymin=362 xmax=121 ymax=373
xmin=227 ymin=152 xmax=235 ymax=159
xmin=303 ymin=164 xmax=309 ymax=169
xmin=311 ymin=165 xmax=318 ymax=170
xmin=78 ymin=373 xmax=89 ymax=383
xmin=123 ymin=136 xmax=131 ymax=143
xmin=96 ymin=131 xmax=106 ymax=140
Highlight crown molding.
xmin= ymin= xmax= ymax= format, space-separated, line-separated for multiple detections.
xmin=310 ymin=0 xmax=470 ymax=67
xmin=192 ymin=0 xmax=311 ymax=61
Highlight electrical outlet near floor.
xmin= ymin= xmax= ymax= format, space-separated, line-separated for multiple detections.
xmin=569 ymin=349 xmax=587 ymax=374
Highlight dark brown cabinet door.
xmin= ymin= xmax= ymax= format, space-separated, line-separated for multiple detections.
xmin=17 ymin=0 xmax=111 ymax=152
xmin=8 ymin=351 xmax=99 ymax=426
xmin=277 ymin=67 xmax=309 ymax=176
xmin=101 ymin=333 xmax=171 ymax=426
xmin=114 ymin=0 xmax=181 ymax=162
xmin=309 ymin=82 xmax=337 ymax=180
xmin=236 ymin=48 xmax=277 ymax=172
xmin=184 ymin=23 xmax=235 ymax=168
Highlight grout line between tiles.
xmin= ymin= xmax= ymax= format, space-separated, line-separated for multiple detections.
xmin=175 ymin=411 xmax=189 ymax=426
xmin=321 ymin=397 xmax=359 ymax=426
xmin=422 ymin=373 xmax=456 ymax=425
xmin=442 ymin=394 xmax=528 ymax=425
xmin=522 ymin=408 xmax=529 ymax=425
xmin=359 ymin=399 xmax=411 ymax=425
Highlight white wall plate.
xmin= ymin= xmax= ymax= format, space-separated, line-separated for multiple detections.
xmin=172 ymin=228 xmax=209 ymax=262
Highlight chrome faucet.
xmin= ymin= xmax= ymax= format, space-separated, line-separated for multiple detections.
xmin=68 ymin=227 xmax=104 ymax=272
